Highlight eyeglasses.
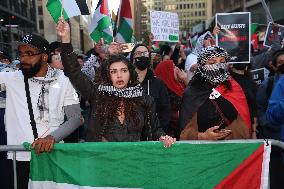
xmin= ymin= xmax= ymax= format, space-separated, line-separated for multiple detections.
xmin=134 ymin=51 xmax=149 ymax=57
xmin=51 ymin=54 xmax=61 ymax=61
xmin=18 ymin=52 xmax=42 ymax=58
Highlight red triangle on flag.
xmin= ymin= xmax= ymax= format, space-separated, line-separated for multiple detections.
xmin=215 ymin=144 xmax=264 ymax=189
xmin=100 ymin=0 xmax=109 ymax=16
xmin=119 ymin=0 xmax=132 ymax=19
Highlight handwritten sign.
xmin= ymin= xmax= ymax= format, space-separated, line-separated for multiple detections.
xmin=150 ymin=11 xmax=179 ymax=42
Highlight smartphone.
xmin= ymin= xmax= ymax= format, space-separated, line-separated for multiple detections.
xmin=214 ymin=121 xmax=226 ymax=132
xmin=122 ymin=43 xmax=135 ymax=53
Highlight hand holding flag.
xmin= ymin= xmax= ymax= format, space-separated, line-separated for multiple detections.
xmin=56 ymin=17 xmax=70 ymax=43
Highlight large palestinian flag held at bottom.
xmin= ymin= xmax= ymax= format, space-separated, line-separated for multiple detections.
xmin=28 ymin=141 xmax=271 ymax=189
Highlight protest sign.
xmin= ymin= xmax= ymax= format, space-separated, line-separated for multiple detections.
xmin=263 ymin=22 xmax=284 ymax=48
xmin=150 ymin=11 xmax=179 ymax=42
xmin=216 ymin=12 xmax=251 ymax=63
xmin=251 ymin=68 xmax=267 ymax=85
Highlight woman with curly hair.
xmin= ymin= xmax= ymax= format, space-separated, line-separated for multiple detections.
xmin=57 ymin=18 xmax=175 ymax=146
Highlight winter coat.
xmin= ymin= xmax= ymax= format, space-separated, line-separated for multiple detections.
xmin=61 ymin=43 xmax=164 ymax=142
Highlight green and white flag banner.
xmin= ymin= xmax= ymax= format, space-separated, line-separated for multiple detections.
xmin=46 ymin=0 xmax=89 ymax=23
xmin=28 ymin=141 xmax=271 ymax=189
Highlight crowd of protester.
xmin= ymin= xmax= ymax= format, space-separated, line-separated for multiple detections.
xmin=0 ymin=17 xmax=284 ymax=189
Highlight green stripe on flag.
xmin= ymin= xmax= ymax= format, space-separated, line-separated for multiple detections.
xmin=30 ymin=142 xmax=263 ymax=188
xmin=90 ymin=16 xmax=113 ymax=44
xmin=251 ymin=23 xmax=258 ymax=35
xmin=117 ymin=18 xmax=133 ymax=43
xmin=46 ymin=0 xmax=68 ymax=23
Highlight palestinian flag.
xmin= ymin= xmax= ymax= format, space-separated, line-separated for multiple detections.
xmin=28 ymin=141 xmax=270 ymax=189
xmin=46 ymin=0 xmax=89 ymax=23
xmin=115 ymin=0 xmax=133 ymax=43
xmin=191 ymin=33 xmax=198 ymax=48
xmin=89 ymin=0 xmax=113 ymax=44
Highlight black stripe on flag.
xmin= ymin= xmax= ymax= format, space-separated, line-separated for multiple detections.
xmin=75 ymin=0 xmax=90 ymax=15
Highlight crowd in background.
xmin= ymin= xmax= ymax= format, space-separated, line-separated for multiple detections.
xmin=0 ymin=18 xmax=284 ymax=189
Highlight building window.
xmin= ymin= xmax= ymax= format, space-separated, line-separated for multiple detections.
xmin=180 ymin=4 xmax=182 ymax=9
xmin=39 ymin=20 xmax=44 ymax=30
xmin=21 ymin=3 xmax=28 ymax=17
xmin=0 ymin=0 xmax=8 ymax=7
xmin=38 ymin=6 xmax=43 ymax=15
xmin=187 ymin=4 xmax=190 ymax=9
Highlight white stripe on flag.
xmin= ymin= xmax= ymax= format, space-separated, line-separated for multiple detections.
xmin=89 ymin=5 xmax=105 ymax=33
xmin=63 ymin=0 xmax=81 ymax=18
xmin=260 ymin=142 xmax=271 ymax=189
xmin=115 ymin=33 xmax=125 ymax=43
xmin=29 ymin=180 xmax=141 ymax=189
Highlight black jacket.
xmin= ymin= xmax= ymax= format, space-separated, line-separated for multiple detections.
xmin=141 ymin=69 xmax=171 ymax=132
xmin=61 ymin=43 xmax=164 ymax=141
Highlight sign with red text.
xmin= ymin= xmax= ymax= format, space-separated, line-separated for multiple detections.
xmin=216 ymin=12 xmax=251 ymax=63
xmin=150 ymin=11 xmax=179 ymax=42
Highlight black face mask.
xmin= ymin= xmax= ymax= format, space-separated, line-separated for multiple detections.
xmin=134 ymin=56 xmax=150 ymax=71
xmin=278 ymin=64 xmax=284 ymax=74
xmin=20 ymin=61 xmax=42 ymax=78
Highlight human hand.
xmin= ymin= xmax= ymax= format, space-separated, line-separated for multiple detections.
xmin=199 ymin=126 xmax=231 ymax=140
xmin=213 ymin=26 xmax=221 ymax=36
xmin=107 ymin=42 xmax=120 ymax=55
xmin=32 ymin=135 xmax=55 ymax=155
xmin=272 ymin=23 xmax=279 ymax=33
xmin=119 ymin=43 xmax=129 ymax=53
xmin=190 ymin=64 xmax=198 ymax=72
xmin=159 ymin=135 xmax=176 ymax=148
xmin=176 ymin=68 xmax=188 ymax=84
xmin=56 ymin=17 xmax=70 ymax=43
xmin=149 ymin=32 xmax=154 ymax=41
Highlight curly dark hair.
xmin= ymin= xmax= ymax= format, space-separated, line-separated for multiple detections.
xmin=94 ymin=55 xmax=143 ymax=126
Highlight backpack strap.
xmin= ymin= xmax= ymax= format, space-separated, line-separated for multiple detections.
xmin=24 ymin=77 xmax=38 ymax=140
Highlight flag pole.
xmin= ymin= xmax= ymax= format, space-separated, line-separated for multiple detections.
xmin=61 ymin=0 xmax=64 ymax=18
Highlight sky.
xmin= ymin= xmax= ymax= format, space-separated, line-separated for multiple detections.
xmin=91 ymin=0 xmax=120 ymax=13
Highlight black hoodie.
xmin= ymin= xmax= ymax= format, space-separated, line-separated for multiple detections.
xmin=141 ymin=69 xmax=171 ymax=132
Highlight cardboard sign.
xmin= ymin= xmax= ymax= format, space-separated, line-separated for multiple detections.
xmin=150 ymin=11 xmax=179 ymax=42
xmin=216 ymin=12 xmax=251 ymax=63
xmin=263 ymin=22 xmax=284 ymax=47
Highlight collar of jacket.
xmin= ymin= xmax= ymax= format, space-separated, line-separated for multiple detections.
xmin=142 ymin=69 xmax=155 ymax=84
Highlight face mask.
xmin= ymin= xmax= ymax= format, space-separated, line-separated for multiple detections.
xmin=20 ymin=60 xmax=42 ymax=78
xmin=198 ymin=62 xmax=230 ymax=85
xmin=134 ymin=56 xmax=150 ymax=71
xmin=278 ymin=64 xmax=284 ymax=74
